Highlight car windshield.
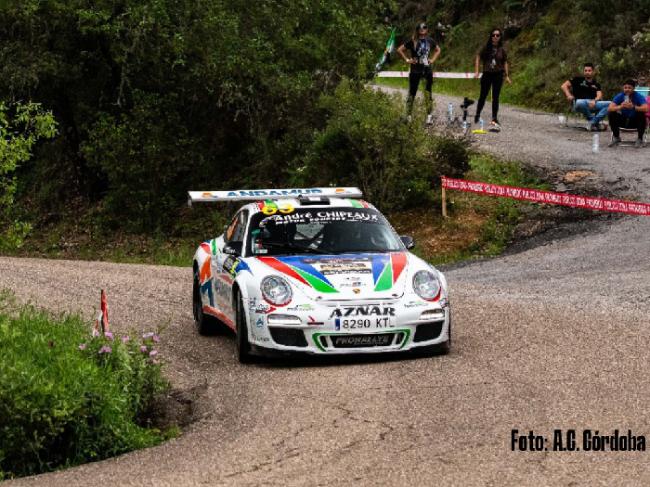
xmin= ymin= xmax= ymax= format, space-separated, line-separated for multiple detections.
xmin=246 ymin=207 xmax=403 ymax=256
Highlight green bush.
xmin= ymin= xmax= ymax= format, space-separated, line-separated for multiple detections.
xmin=301 ymin=80 xmax=469 ymax=212
xmin=0 ymin=294 xmax=170 ymax=480
xmin=0 ymin=102 xmax=56 ymax=250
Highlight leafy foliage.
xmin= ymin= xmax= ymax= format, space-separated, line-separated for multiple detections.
xmin=0 ymin=102 xmax=56 ymax=250
xmin=302 ymin=80 xmax=469 ymax=211
xmin=0 ymin=0 xmax=394 ymax=232
xmin=0 ymin=294 xmax=169 ymax=480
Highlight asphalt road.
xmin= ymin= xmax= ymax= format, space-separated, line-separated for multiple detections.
xmin=3 ymin=93 xmax=650 ymax=486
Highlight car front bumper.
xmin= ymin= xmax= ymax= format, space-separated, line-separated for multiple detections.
xmin=248 ymin=297 xmax=451 ymax=355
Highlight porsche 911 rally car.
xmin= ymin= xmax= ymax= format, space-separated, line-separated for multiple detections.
xmin=189 ymin=187 xmax=451 ymax=363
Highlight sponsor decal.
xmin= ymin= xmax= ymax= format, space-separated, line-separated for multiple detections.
xmin=353 ymin=288 xmax=361 ymax=294
xmin=287 ymin=303 xmax=316 ymax=312
xmin=223 ymin=256 xmax=252 ymax=277
xmin=314 ymin=211 xmax=378 ymax=222
xmin=316 ymin=260 xmax=371 ymax=276
xmin=403 ymin=301 xmax=428 ymax=308
xmin=339 ymin=276 xmax=365 ymax=287
xmin=339 ymin=281 xmax=364 ymax=288
xmin=227 ymin=189 xmax=324 ymax=198
xmin=329 ymin=306 xmax=396 ymax=318
xmin=254 ymin=303 xmax=276 ymax=314
xmin=256 ymin=317 xmax=264 ymax=328
xmin=258 ymin=210 xmax=379 ymax=226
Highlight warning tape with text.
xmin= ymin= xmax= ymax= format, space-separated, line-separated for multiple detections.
xmin=442 ymin=177 xmax=650 ymax=217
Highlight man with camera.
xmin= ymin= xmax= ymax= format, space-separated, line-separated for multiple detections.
xmin=607 ymin=79 xmax=648 ymax=148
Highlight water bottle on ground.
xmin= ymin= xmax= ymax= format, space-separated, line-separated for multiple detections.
xmin=592 ymin=133 xmax=599 ymax=153
xmin=447 ymin=103 xmax=453 ymax=122
xmin=479 ymin=118 xmax=484 ymax=131
xmin=462 ymin=120 xmax=468 ymax=133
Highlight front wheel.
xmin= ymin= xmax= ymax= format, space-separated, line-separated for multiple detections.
xmin=235 ymin=293 xmax=253 ymax=363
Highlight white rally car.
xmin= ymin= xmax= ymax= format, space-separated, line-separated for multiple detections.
xmin=189 ymin=187 xmax=451 ymax=362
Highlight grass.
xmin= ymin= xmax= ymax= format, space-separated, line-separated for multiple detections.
xmin=390 ymin=153 xmax=548 ymax=266
xmin=0 ymin=291 xmax=173 ymax=480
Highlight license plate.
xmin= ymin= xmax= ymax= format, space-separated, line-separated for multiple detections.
xmin=334 ymin=316 xmax=396 ymax=331
xmin=331 ymin=333 xmax=394 ymax=348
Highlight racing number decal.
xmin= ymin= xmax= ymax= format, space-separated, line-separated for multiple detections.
xmin=261 ymin=200 xmax=294 ymax=215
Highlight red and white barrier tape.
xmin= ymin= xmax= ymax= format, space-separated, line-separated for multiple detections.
xmin=377 ymin=71 xmax=479 ymax=79
xmin=442 ymin=176 xmax=650 ymax=217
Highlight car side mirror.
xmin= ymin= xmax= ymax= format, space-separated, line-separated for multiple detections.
xmin=400 ymin=235 xmax=415 ymax=250
xmin=224 ymin=242 xmax=242 ymax=256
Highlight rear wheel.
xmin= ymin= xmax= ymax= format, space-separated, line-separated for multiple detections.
xmin=235 ymin=292 xmax=253 ymax=363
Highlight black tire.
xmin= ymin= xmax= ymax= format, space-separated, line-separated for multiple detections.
xmin=235 ymin=292 xmax=254 ymax=363
xmin=193 ymin=269 xmax=216 ymax=335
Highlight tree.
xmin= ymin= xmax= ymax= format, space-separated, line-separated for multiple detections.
xmin=0 ymin=102 xmax=57 ymax=249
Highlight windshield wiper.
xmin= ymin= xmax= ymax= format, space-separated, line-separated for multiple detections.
xmin=261 ymin=241 xmax=329 ymax=255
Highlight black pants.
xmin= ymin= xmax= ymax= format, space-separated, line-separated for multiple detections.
xmin=608 ymin=111 xmax=646 ymax=139
xmin=475 ymin=71 xmax=504 ymax=122
xmin=407 ymin=67 xmax=433 ymax=114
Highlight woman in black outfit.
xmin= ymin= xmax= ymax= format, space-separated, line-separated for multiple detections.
xmin=397 ymin=22 xmax=441 ymax=123
xmin=474 ymin=28 xmax=511 ymax=130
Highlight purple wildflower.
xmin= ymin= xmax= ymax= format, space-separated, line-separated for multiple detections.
xmin=140 ymin=345 xmax=148 ymax=353
xmin=104 ymin=331 xmax=114 ymax=340
xmin=98 ymin=345 xmax=112 ymax=354
xmin=152 ymin=334 xmax=160 ymax=343
xmin=79 ymin=343 xmax=87 ymax=351
xmin=149 ymin=349 xmax=158 ymax=358
xmin=92 ymin=329 xmax=100 ymax=337
xmin=121 ymin=335 xmax=130 ymax=343
xmin=142 ymin=332 xmax=154 ymax=339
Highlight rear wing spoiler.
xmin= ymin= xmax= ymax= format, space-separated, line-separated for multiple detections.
xmin=188 ymin=187 xmax=363 ymax=206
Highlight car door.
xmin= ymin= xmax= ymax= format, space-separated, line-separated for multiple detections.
xmin=213 ymin=209 xmax=248 ymax=318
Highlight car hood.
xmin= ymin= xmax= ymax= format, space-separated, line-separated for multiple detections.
xmin=253 ymin=253 xmax=410 ymax=301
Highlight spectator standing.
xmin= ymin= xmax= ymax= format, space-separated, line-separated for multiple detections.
xmin=608 ymin=79 xmax=648 ymax=148
xmin=561 ymin=63 xmax=610 ymax=130
xmin=397 ymin=22 xmax=441 ymax=124
xmin=474 ymin=28 xmax=511 ymax=131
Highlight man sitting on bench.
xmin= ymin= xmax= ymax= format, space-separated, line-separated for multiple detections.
xmin=561 ymin=63 xmax=609 ymax=131
xmin=608 ymin=79 xmax=648 ymax=148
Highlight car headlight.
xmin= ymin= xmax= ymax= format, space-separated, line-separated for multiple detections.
xmin=413 ymin=270 xmax=441 ymax=301
xmin=261 ymin=275 xmax=292 ymax=306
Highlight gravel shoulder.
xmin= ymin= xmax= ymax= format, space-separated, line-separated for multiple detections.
xmin=3 ymin=93 xmax=650 ymax=486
